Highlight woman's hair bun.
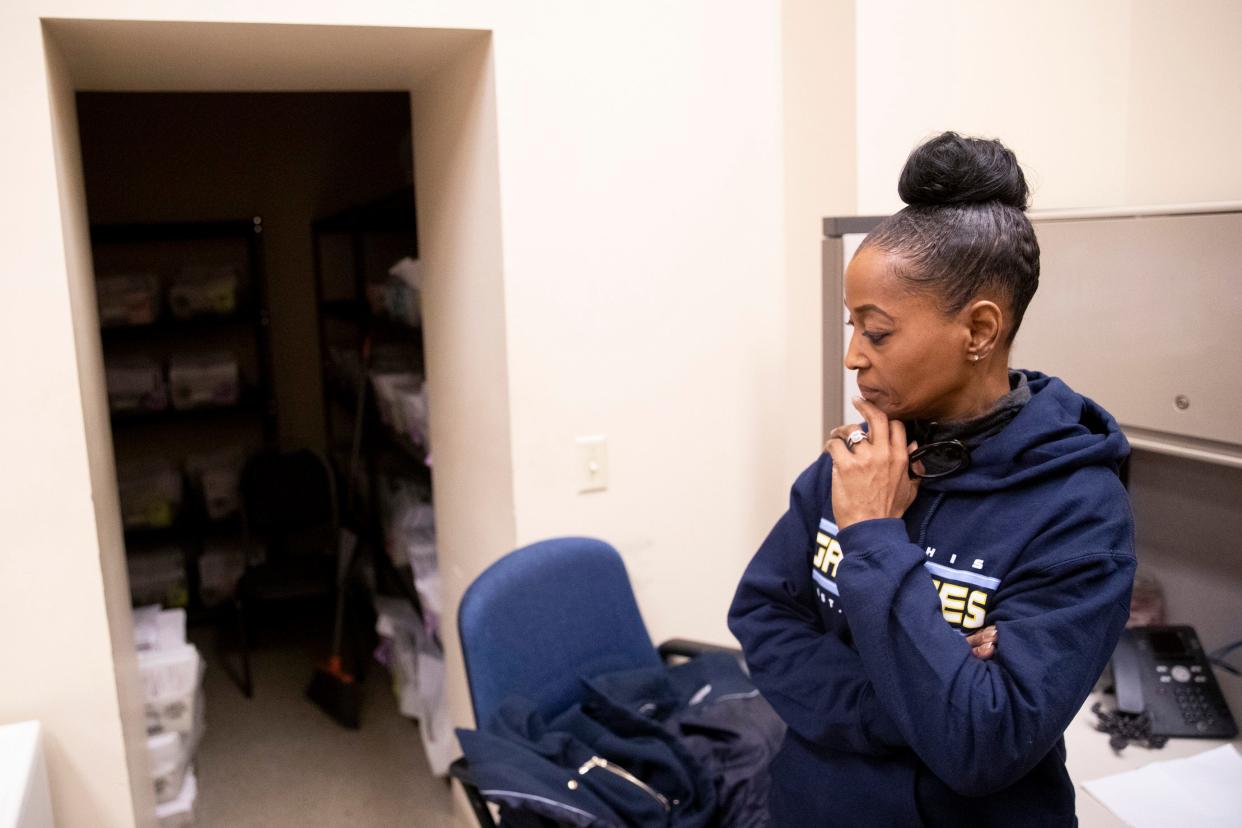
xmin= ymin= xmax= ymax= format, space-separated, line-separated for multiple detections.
xmin=897 ymin=131 xmax=1029 ymax=210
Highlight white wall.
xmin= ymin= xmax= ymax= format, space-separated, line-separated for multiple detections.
xmin=2 ymin=3 xmax=838 ymax=824
xmin=407 ymin=30 xmax=516 ymax=783
xmin=855 ymin=0 xmax=1242 ymax=212
xmin=0 ymin=24 xmax=153 ymax=828
xmin=781 ymin=0 xmax=857 ymax=469
xmin=495 ymin=2 xmax=788 ymax=641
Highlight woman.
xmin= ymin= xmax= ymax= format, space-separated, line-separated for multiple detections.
xmin=728 ymin=132 xmax=1135 ymax=826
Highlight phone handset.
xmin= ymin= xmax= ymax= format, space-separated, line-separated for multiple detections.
xmin=1112 ymin=629 xmax=1145 ymax=715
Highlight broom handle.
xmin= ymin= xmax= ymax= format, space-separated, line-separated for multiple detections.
xmin=332 ymin=336 xmax=371 ymax=661
xmin=345 ymin=336 xmax=371 ymax=514
xmin=330 ymin=534 xmax=354 ymax=661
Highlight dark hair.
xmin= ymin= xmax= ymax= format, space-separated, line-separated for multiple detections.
xmin=859 ymin=132 xmax=1040 ymax=343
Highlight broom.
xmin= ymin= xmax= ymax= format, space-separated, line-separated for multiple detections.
xmin=307 ymin=337 xmax=371 ymax=729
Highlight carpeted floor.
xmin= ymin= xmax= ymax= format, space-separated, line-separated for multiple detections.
xmin=188 ymin=620 xmax=454 ymax=827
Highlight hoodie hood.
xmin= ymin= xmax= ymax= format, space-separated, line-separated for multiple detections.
xmin=920 ymin=370 xmax=1129 ymax=493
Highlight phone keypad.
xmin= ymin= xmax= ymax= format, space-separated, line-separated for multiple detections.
xmin=1173 ymin=684 xmax=1221 ymax=732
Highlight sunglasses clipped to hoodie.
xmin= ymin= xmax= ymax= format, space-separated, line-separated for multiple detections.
xmin=847 ymin=423 xmax=972 ymax=480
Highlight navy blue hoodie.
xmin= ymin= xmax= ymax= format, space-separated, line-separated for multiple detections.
xmin=728 ymin=371 xmax=1136 ymax=827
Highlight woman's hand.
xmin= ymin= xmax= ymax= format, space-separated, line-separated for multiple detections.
xmin=824 ymin=397 xmax=919 ymax=530
xmin=966 ymin=625 xmax=998 ymax=660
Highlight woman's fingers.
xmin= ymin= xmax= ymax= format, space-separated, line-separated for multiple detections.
xmin=966 ymin=625 xmax=998 ymax=660
xmin=889 ymin=418 xmax=908 ymax=453
xmin=851 ymin=397 xmax=889 ymax=450
xmin=888 ymin=419 xmax=911 ymax=474
xmin=825 ymin=434 xmax=852 ymax=468
xmin=972 ymin=641 xmax=996 ymax=660
xmin=965 ymin=625 xmax=998 ymax=646
xmin=824 ymin=422 xmax=867 ymax=452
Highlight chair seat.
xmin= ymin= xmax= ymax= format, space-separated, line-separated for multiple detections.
xmin=239 ymin=553 xmax=335 ymax=602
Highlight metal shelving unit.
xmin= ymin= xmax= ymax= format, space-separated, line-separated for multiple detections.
xmin=310 ymin=187 xmax=429 ymax=628
xmin=92 ymin=217 xmax=276 ymax=620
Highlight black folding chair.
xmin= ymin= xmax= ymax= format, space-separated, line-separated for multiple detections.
xmin=229 ymin=449 xmax=339 ymax=698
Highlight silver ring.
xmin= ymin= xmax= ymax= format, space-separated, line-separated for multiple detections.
xmin=845 ymin=429 xmax=868 ymax=449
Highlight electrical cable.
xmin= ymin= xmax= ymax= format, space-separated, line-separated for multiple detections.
xmin=1208 ymin=638 xmax=1242 ymax=678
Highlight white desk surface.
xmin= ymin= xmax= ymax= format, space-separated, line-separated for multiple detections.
xmin=1067 ymin=681 xmax=1242 ymax=827
xmin=0 ymin=721 xmax=53 ymax=828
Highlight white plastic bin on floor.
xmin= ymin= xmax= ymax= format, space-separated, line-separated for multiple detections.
xmin=139 ymin=644 xmax=203 ymax=736
xmin=133 ymin=606 xmax=186 ymax=652
xmin=155 ymin=768 xmax=197 ymax=828
xmin=147 ymin=731 xmax=192 ymax=805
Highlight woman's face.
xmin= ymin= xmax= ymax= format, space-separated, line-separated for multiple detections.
xmin=843 ymin=246 xmax=977 ymax=422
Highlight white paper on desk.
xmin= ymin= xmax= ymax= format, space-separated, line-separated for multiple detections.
xmin=1084 ymin=744 xmax=1242 ymax=827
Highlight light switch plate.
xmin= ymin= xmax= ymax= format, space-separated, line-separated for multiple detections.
xmin=576 ymin=435 xmax=608 ymax=493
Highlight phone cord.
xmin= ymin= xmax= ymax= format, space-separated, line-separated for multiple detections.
xmin=1091 ymin=701 xmax=1169 ymax=753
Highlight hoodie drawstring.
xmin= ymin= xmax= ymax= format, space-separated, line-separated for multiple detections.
xmin=917 ymin=492 xmax=946 ymax=548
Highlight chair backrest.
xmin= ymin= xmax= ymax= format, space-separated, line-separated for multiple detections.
xmin=458 ymin=537 xmax=662 ymax=728
xmin=240 ymin=450 xmax=337 ymax=555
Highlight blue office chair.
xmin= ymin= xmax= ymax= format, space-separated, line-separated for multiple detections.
xmin=452 ymin=536 xmax=738 ymax=826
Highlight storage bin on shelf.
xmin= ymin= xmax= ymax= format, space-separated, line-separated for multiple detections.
xmin=185 ymin=446 xmax=244 ymax=520
xmin=168 ymin=353 xmax=240 ymax=410
xmin=361 ymin=257 xmax=422 ymax=327
xmin=325 ymin=345 xmax=363 ymax=396
xmin=397 ymin=383 xmax=429 ymax=447
xmin=119 ymin=461 xmax=183 ymax=530
xmin=373 ymin=596 xmax=452 ymax=777
xmin=377 ymin=471 xmax=439 ymax=638
xmin=370 ymin=371 xmax=425 ymax=445
xmin=107 ymin=358 xmax=169 ymax=413
xmin=197 ymin=540 xmax=246 ymax=608
xmin=169 ymin=265 xmax=239 ymax=319
xmin=385 ymin=257 xmax=422 ymax=326
xmin=127 ymin=547 xmax=189 ymax=609
xmin=98 ymin=273 xmax=161 ymax=328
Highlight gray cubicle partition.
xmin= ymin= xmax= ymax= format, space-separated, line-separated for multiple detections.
xmin=822 ymin=204 xmax=1242 ymax=468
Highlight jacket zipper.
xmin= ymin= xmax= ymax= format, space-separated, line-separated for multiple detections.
xmin=577 ymin=756 xmax=672 ymax=812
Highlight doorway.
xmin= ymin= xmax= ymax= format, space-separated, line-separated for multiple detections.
xmin=43 ymin=18 xmax=517 ymax=827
